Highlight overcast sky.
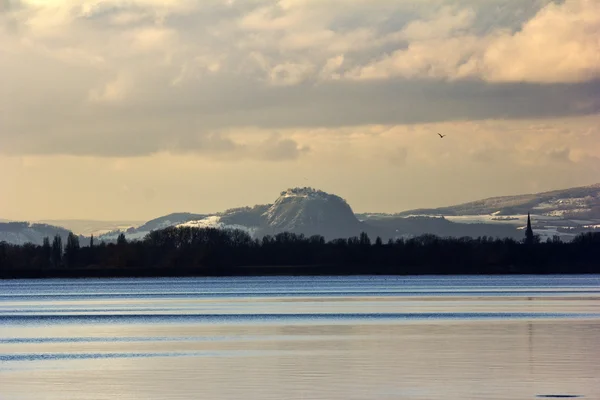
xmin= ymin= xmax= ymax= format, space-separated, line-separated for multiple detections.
xmin=1 ymin=0 xmax=599 ymax=220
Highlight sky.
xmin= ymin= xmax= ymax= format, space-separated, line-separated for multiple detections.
xmin=1 ymin=0 xmax=599 ymax=221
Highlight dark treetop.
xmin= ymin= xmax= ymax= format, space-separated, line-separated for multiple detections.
xmin=1 ymin=226 xmax=599 ymax=278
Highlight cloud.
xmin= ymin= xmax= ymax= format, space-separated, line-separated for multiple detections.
xmin=165 ymin=132 xmax=241 ymax=155
xmin=0 ymin=0 xmax=17 ymax=13
xmin=347 ymin=0 xmax=600 ymax=83
xmin=127 ymin=26 xmax=178 ymax=54
xmin=0 ymin=0 xmax=20 ymax=33
xmin=165 ymin=133 xmax=311 ymax=162
xmin=0 ymin=0 xmax=599 ymax=158
xmin=269 ymin=62 xmax=314 ymax=86
xmin=88 ymin=73 xmax=133 ymax=103
xmin=545 ymin=147 xmax=573 ymax=164
xmin=481 ymin=0 xmax=600 ymax=83
xmin=3 ymin=114 xmax=600 ymax=220
xmin=401 ymin=7 xmax=476 ymax=41
xmin=257 ymin=134 xmax=310 ymax=161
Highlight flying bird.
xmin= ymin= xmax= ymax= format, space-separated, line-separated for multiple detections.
xmin=438 ymin=133 xmax=446 ymax=138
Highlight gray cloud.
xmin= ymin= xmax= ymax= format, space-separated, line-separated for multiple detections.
xmin=0 ymin=0 xmax=20 ymax=33
xmin=0 ymin=0 xmax=21 ymax=13
xmin=257 ymin=135 xmax=310 ymax=161
xmin=166 ymin=133 xmax=241 ymax=155
xmin=0 ymin=0 xmax=598 ymax=157
xmin=166 ymin=132 xmax=310 ymax=161
xmin=0 ymin=120 xmax=310 ymax=161
xmin=546 ymin=147 xmax=572 ymax=164
xmin=97 ymin=77 xmax=600 ymax=128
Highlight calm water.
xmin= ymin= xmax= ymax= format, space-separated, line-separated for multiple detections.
xmin=1 ymin=275 xmax=600 ymax=400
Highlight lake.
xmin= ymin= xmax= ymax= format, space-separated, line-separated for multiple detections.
xmin=1 ymin=275 xmax=599 ymax=399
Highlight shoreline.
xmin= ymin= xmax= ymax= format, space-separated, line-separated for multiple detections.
xmin=1 ymin=265 xmax=595 ymax=280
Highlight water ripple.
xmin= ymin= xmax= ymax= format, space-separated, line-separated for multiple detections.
xmin=1 ymin=312 xmax=599 ymax=324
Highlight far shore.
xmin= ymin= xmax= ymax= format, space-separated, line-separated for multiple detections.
xmin=1 ymin=265 xmax=596 ymax=280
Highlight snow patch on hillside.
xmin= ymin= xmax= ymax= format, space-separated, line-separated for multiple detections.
xmin=99 ymin=230 xmax=150 ymax=242
xmin=0 ymin=223 xmax=72 ymax=246
xmin=178 ymin=216 xmax=259 ymax=236
xmin=263 ymin=188 xmax=340 ymax=224
xmin=445 ymin=214 xmax=529 ymax=225
xmin=278 ymin=187 xmax=333 ymax=201
xmin=179 ymin=216 xmax=221 ymax=228
xmin=545 ymin=208 xmax=592 ymax=217
xmin=397 ymin=214 xmax=446 ymax=219
xmin=261 ymin=187 xmax=356 ymax=234
xmin=0 ymin=232 xmax=36 ymax=246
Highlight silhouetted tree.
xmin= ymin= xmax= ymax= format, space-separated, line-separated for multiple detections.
xmin=51 ymin=234 xmax=62 ymax=267
xmin=64 ymin=232 xmax=80 ymax=268
xmin=1 ymin=226 xmax=600 ymax=278
xmin=90 ymin=234 xmax=94 ymax=248
xmin=359 ymin=232 xmax=371 ymax=246
xmin=117 ymin=233 xmax=127 ymax=246
xmin=0 ymin=242 xmax=7 ymax=269
xmin=42 ymin=237 xmax=52 ymax=267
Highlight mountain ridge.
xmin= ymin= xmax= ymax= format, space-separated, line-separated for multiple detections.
xmin=393 ymin=182 xmax=600 ymax=218
xmin=0 ymin=222 xmax=77 ymax=246
xmin=3 ymin=183 xmax=600 ymax=246
xmin=96 ymin=186 xmax=524 ymax=243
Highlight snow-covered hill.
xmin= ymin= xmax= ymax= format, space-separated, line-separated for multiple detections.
xmin=178 ymin=215 xmax=259 ymax=236
xmin=358 ymin=183 xmax=600 ymax=242
xmin=35 ymin=220 xmax=143 ymax=236
xmin=99 ymin=213 xmax=208 ymax=241
xmin=97 ymin=188 xmax=365 ymax=242
xmin=97 ymin=207 xmax=271 ymax=242
xmin=96 ymin=184 xmax=600 ymax=243
xmin=7 ymin=183 xmax=598 ymax=246
xmin=0 ymin=222 xmax=75 ymax=246
xmin=394 ymin=183 xmax=600 ymax=218
xmin=258 ymin=188 xmax=363 ymax=239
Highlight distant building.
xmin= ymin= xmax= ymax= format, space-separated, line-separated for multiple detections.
xmin=524 ymin=212 xmax=534 ymax=245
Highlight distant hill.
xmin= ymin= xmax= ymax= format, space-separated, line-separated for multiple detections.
xmin=99 ymin=188 xmax=367 ymax=242
xmin=394 ymin=183 xmax=600 ymax=218
xmin=360 ymin=183 xmax=600 ymax=242
xmin=97 ymin=187 xmax=522 ymax=243
xmin=5 ymin=183 xmax=600 ymax=246
xmin=35 ymin=220 xmax=144 ymax=236
xmin=256 ymin=188 xmax=364 ymax=239
xmin=362 ymin=216 xmax=522 ymax=240
xmin=0 ymin=222 xmax=76 ymax=246
xmin=99 ymin=213 xmax=209 ymax=241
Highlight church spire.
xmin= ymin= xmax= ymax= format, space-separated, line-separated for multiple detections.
xmin=525 ymin=212 xmax=534 ymax=245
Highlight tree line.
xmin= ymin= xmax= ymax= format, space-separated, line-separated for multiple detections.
xmin=1 ymin=227 xmax=599 ymax=278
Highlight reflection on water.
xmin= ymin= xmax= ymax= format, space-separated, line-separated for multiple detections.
xmin=1 ymin=275 xmax=599 ymax=400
